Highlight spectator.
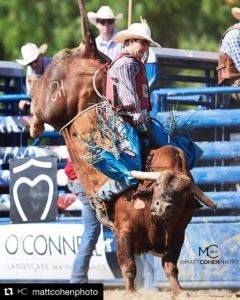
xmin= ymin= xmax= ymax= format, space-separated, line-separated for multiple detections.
xmin=217 ymin=6 xmax=240 ymax=88
xmin=64 ymin=159 xmax=101 ymax=283
xmin=67 ymin=7 xmax=124 ymax=282
xmin=88 ymin=5 xmax=123 ymax=60
xmin=16 ymin=43 xmax=52 ymax=111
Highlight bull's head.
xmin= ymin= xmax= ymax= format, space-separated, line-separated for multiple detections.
xmin=131 ymin=170 xmax=217 ymax=220
xmin=150 ymin=170 xmax=193 ymax=219
xmin=29 ymin=0 xmax=110 ymax=138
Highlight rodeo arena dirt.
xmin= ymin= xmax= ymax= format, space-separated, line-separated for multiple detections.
xmin=1 ymin=0 xmax=240 ymax=299
xmin=104 ymin=289 xmax=240 ymax=300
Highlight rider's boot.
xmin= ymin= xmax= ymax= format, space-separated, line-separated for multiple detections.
xmin=89 ymin=196 xmax=113 ymax=228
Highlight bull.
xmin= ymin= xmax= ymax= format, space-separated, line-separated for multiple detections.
xmin=29 ymin=0 xmax=216 ymax=298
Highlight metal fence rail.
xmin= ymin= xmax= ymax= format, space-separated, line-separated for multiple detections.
xmin=151 ymin=86 xmax=240 ymax=112
xmin=152 ymin=109 xmax=240 ymax=128
xmin=0 ymin=94 xmax=29 ymax=101
xmin=1 ymin=86 xmax=240 ymax=288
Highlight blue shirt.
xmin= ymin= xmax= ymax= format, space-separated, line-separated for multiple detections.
xmin=26 ymin=56 xmax=52 ymax=94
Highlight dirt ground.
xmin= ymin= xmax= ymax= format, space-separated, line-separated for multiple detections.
xmin=104 ymin=288 xmax=240 ymax=300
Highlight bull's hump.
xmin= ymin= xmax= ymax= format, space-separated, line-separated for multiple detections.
xmin=53 ymin=47 xmax=85 ymax=61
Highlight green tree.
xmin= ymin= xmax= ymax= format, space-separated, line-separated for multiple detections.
xmin=0 ymin=0 xmax=238 ymax=61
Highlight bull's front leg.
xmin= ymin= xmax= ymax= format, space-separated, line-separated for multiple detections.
xmin=162 ymin=213 xmax=193 ymax=299
xmin=116 ymin=230 xmax=136 ymax=293
xmin=162 ymin=229 xmax=185 ymax=297
xmin=30 ymin=114 xmax=44 ymax=137
xmin=162 ymin=259 xmax=187 ymax=298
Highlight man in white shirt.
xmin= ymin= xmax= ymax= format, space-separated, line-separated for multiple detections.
xmin=87 ymin=5 xmax=123 ymax=60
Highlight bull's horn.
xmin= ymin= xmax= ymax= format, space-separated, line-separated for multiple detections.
xmin=130 ymin=170 xmax=162 ymax=180
xmin=192 ymin=184 xmax=217 ymax=209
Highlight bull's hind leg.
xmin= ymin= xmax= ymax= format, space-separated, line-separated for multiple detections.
xmin=116 ymin=230 xmax=136 ymax=293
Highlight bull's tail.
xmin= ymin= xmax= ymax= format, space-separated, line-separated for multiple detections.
xmin=77 ymin=0 xmax=98 ymax=58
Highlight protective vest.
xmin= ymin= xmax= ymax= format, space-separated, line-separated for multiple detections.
xmin=106 ymin=52 xmax=151 ymax=112
xmin=217 ymin=24 xmax=240 ymax=85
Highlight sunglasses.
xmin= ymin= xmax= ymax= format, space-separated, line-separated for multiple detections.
xmin=134 ymin=39 xmax=151 ymax=47
xmin=29 ymin=56 xmax=40 ymax=66
xmin=96 ymin=19 xmax=115 ymax=25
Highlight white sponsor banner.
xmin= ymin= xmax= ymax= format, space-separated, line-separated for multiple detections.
xmin=0 ymin=223 xmax=115 ymax=281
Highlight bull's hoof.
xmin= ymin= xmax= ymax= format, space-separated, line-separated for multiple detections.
xmin=29 ymin=115 xmax=45 ymax=138
xmin=30 ymin=124 xmax=44 ymax=138
xmin=30 ymin=127 xmax=39 ymax=138
xmin=29 ymin=121 xmax=40 ymax=138
xmin=172 ymin=290 xmax=190 ymax=300
xmin=123 ymin=289 xmax=139 ymax=296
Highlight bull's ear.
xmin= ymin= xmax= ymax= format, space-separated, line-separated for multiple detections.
xmin=191 ymin=184 xmax=217 ymax=209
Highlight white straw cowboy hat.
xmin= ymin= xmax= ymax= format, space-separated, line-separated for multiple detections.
xmin=16 ymin=43 xmax=48 ymax=65
xmin=87 ymin=6 xmax=123 ymax=26
xmin=113 ymin=21 xmax=161 ymax=47
xmin=232 ymin=7 xmax=240 ymax=20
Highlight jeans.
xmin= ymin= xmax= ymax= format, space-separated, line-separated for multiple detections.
xmin=68 ymin=180 xmax=101 ymax=283
xmin=93 ymin=121 xmax=142 ymax=183
xmin=93 ymin=120 xmax=142 ymax=200
xmin=98 ymin=178 xmax=132 ymax=201
xmin=149 ymin=114 xmax=203 ymax=169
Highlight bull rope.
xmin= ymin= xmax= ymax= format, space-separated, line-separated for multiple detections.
xmin=59 ymin=62 xmax=134 ymax=160
xmin=92 ymin=63 xmax=109 ymax=100
xmin=59 ymin=103 xmax=98 ymax=134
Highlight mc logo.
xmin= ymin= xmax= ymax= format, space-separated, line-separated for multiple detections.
xmin=198 ymin=244 xmax=219 ymax=259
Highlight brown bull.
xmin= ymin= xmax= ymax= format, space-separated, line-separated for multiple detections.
xmin=114 ymin=145 xmax=215 ymax=296
xmin=29 ymin=1 xmax=216 ymax=298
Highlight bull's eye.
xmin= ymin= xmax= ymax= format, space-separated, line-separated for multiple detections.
xmin=155 ymin=200 xmax=160 ymax=206
xmin=50 ymin=80 xmax=60 ymax=91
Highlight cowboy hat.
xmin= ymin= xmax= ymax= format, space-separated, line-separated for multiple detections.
xmin=231 ymin=7 xmax=240 ymax=20
xmin=87 ymin=6 xmax=123 ymax=26
xmin=113 ymin=22 xmax=161 ymax=47
xmin=16 ymin=43 xmax=48 ymax=65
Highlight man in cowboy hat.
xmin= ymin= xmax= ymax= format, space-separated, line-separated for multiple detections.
xmin=90 ymin=19 xmax=161 ymax=220
xmin=87 ymin=5 xmax=123 ymax=60
xmin=218 ymin=7 xmax=240 ymax=92
xmin=16 ymin=43 xmax=52 ymax=111
xmin=68 ymin=6 xmax=125 ymax=285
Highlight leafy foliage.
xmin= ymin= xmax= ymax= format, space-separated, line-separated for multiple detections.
xmin=0 ymin=0 xmax=239 ymax=60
